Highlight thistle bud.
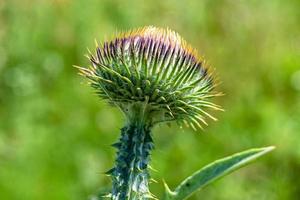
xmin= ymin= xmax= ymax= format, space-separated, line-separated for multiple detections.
xmin=78 ymin=26 xmax=221 ymax=129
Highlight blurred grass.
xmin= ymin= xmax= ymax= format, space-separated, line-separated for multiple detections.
xmin=0 ymin=0 xmax=299 ymax=199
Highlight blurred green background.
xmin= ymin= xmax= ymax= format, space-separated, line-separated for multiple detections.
xmin=0 ymin=0 xmax=300 ymax=199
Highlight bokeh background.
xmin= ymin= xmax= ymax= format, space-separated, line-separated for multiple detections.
xmin=0 ymin=0 xmax=300 ymax=199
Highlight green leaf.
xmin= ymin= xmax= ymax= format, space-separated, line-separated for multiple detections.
xmin=162 ymin=146 xmax=275 ymax=200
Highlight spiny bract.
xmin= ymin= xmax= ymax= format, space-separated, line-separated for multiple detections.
xmin=78 ymin=26 xmax=222 ymax=129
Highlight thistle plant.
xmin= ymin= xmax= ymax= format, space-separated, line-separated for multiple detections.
xmin=77 ymin=26 xmax=274 ymax=200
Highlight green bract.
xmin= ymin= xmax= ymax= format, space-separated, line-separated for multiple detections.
xmin=77 ymin=26 xmax=222 ymax=129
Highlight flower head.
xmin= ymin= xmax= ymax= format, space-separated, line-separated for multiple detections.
xmin=78 ymin=26 xmax=222 ymax=129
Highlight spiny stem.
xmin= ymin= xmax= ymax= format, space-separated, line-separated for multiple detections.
xmin=110 ymin=122 xmax=154 ymax=200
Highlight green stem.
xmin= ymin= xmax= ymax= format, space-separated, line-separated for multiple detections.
xmin=110 ymin=121 xmax=154 ymax=200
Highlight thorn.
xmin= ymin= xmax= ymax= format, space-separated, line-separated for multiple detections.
xmin=111 ymin=142 xmax=121 ymax=149
xmin=94 ymin=38 xmax=99 ymax=47
xmin=163 ymin=179 xmax=176 ymax=197
xmin=189 ymin=122 xmax=197 ymax=131
xmin=148 ymin=165 xmax=158 ymax=172
xmin=157 ymin=96 xmax=167 ymax=103
xmin=168 ymin=111 xmax=174 ymax=118
xmin=101 ymin=193 xmax=112 ymax=198
xmin=144 ymin=192 xmax=158 ymax=200
xmin=84 ymin=54 xmax=91 ymax=59
xmin=183 ymin=120 xmax=190 ymax=128
xmin=104 ymin=168 xmax=115 ymax=176
xmin=177 ymin=106 xmax=188 ymax=114
xmin=150 ymin=178 xmax=158 ymax=183
xmin=73 ymin=65 xmax=89 ymax=72
xmin=87 ymin=47 xmax=93 ymax=55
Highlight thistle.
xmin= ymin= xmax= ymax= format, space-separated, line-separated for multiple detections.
xmin=77 ymin=26 xmax=273 ymax=200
